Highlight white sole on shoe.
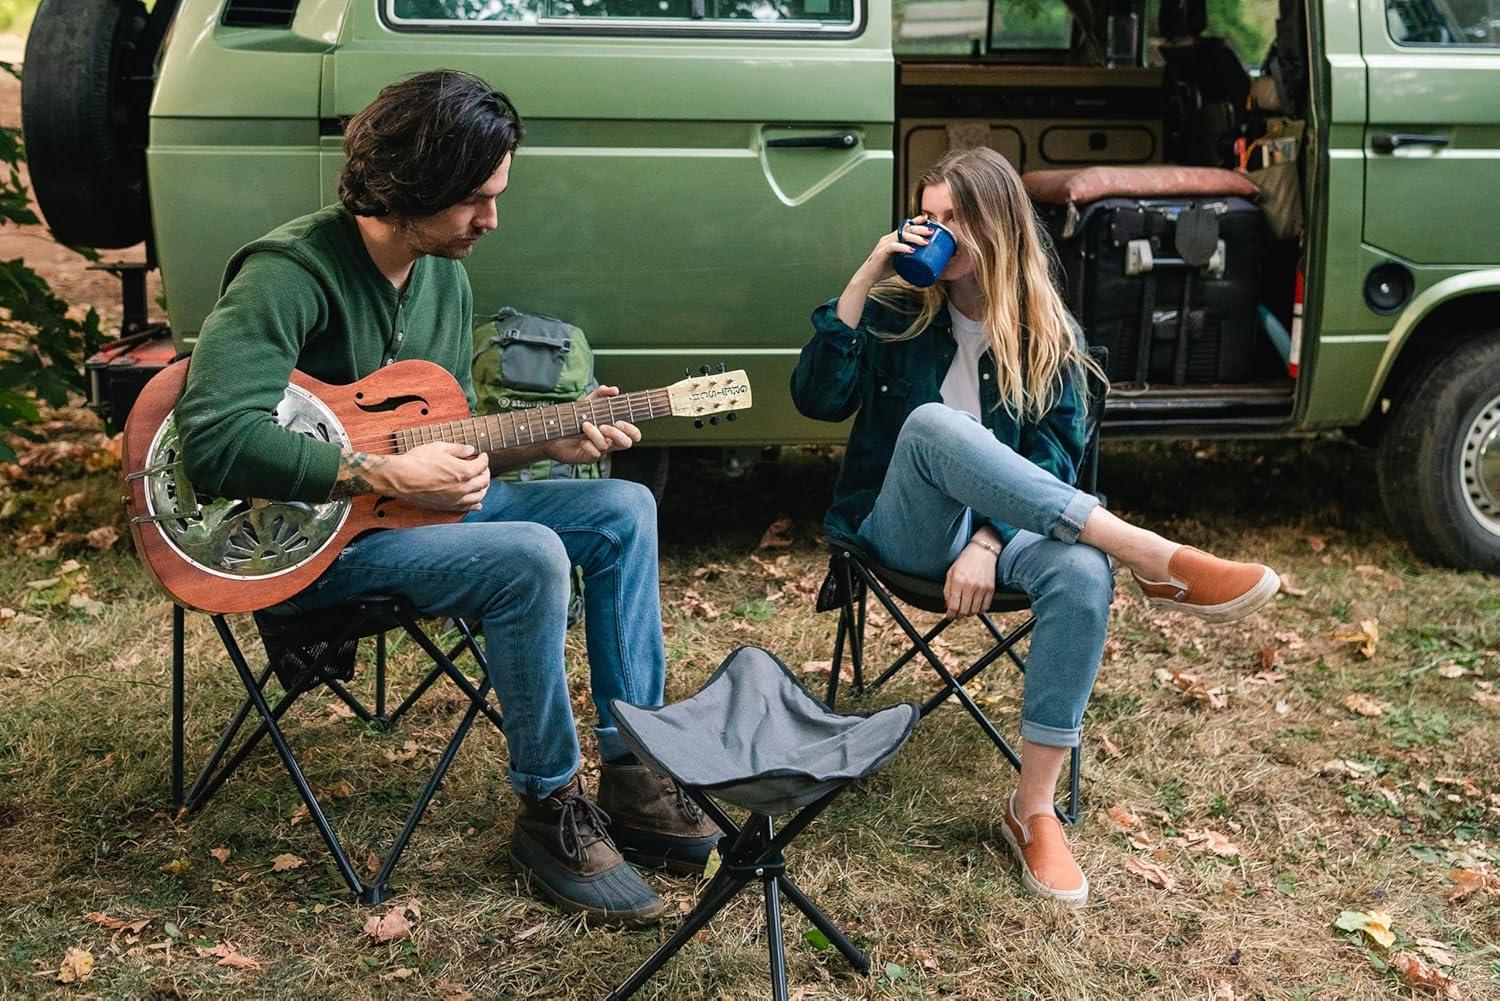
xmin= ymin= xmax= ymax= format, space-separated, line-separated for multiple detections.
xmin=1142 ymin=563 xmax=1281 ymax=624
xmin=998 ymin=815 xmax=1089 ymax=907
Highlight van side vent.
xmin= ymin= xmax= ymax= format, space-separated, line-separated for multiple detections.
xmin=222 ymin=0 xmax=299 ymax=28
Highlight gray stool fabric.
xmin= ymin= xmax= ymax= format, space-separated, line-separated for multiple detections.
xmin=611 ymin=646 xmax=918 ymax=815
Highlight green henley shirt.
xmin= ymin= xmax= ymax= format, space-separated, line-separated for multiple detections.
xmin=175 ymin=204 xmax=476 ymax=503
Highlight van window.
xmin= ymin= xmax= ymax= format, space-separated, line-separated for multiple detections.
xmin=894 ymin=0 xmax=1072 ymax=55
xmin=389 ymin=0 xmax=857 ymax=29
xmin=1386 ymin=0 xmax=1500 ymax=45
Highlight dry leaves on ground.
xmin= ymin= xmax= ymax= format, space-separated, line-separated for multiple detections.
xmin=1155 ymin=667 xmax=1227 ymax=710
xmin=1334 ymin=910 xmax=1395 ymax=949
xmin=55 ymin=946 xmax=95 ymax=984
xmin=1448 ymin=868 xmax=1500 ymax=901
xmin=1343 ymin=692 xmax=1390 ymax=718
xmin=1124 ymin=856 xmax=1176 ymax=890
xmin=1168 ymin=828 xmax=1241 ymax=857
xmin=364 ymin=900 xmax=422 ymax=943
xmin=758 ymin=516 xmax=794 ymax=549
xmin=196 ymin=941 xmax=263 ymax=972
xmin=1333 ymin=618 xmax=1380 ymax=659
xmin=270 ymin=853 xmax=305 ymax=873
xmin=1277 ymin=572 xmax=1308 ymax=597
xmin=1388 ymin=952 xmax=1465 ymax=1000
xmin=209 ymin=846 xmax=231 ymax=864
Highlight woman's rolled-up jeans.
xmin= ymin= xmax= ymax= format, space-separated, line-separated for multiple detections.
xmin=857 ymin=403 xmax=1113 ymax=748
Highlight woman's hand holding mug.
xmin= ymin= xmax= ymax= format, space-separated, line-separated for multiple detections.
xmin=836 ymin=217 xmax=931 ymax=327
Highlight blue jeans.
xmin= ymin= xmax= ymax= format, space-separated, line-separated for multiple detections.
xmin=272 ymin=477 xmax=666 ymax=799
xmin=858 ymin=403 xmax=1112 ymax=748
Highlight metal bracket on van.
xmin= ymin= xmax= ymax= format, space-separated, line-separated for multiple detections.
xmin=1204 ymin=240 xmax=1227 ymax=279
xmin=1125 ymin=239 xmax=1155 ymax=276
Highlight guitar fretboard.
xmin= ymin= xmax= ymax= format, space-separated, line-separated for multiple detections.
xmin=390 ymin=388 xmax=675 ymax=456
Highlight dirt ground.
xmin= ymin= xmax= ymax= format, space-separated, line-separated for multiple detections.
xmin=0 ymin=33 xmax=165 ymax=335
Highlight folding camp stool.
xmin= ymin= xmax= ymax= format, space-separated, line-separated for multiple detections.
xmin=816 ymin=347 xmax=1109 ymax=826
xmin=169 ymin=597 xmax=505 ymax=904
xmin=605 ymin=646 xmax=918 ymax=1001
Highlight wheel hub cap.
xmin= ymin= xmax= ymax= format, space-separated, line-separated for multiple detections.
xmin=1460 ymin=391 xmax=1500 ymax=539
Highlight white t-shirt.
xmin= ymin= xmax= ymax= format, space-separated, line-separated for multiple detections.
xmin=939 ymin=301 xmax=991 ymax=418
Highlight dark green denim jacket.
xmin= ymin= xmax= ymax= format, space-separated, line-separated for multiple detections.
xmin=790 ymin=296 xmax=1088 ymax=543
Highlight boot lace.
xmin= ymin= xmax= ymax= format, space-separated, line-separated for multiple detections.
xmin=551 ymin=787 xmax=616 ymax=863
xmin=661 ymin=772 xmax=705 ymax=824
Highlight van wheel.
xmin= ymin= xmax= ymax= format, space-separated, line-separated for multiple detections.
xmin=1376 ymin=331 xmax=1500 ymax=572
xmin=21 ymin=0 xmax=151 ymax=249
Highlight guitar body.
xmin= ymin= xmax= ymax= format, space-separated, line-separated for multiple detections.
xmin=124 ymin=360 xmax=469 ymax=614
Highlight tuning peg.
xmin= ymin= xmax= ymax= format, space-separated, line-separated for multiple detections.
xmin=718 ymin=362 xmax=726 ymax=373
xmin=699 ymin=365 xmax=711 ymax=376
xmin=694 ymin=419 xmax=704 ymax=429
xmin=725 ymin=412 xmax=737 ymax=422
xmin=709 ymin=415 xmax=720 ymax=426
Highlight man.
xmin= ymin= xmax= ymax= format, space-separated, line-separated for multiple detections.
xmin=175 ymin=70 xmax=717 ymax=925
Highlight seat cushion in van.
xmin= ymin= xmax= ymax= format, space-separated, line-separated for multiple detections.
xmin=1022 ymin=166 xmax=1259 ymax=206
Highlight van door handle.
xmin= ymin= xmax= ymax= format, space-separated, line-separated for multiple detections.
xmin=1371 ymin=133 xmax=1450 ymax=154
xmin=765 ymin=133 xmax=859 ymax=150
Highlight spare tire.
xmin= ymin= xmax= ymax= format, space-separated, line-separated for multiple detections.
xmin=21 ymin=0 xmax=152 ymax=249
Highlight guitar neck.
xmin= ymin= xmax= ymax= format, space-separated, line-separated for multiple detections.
xmin=391 ymin=388 xmax=674 ymax=456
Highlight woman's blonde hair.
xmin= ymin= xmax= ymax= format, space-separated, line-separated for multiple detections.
xmin=871 ymin=147 xmax=1097 ymax=420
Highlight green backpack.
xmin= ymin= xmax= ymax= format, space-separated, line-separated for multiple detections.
xmin=472 ymin=307 xmax=601 ymax=625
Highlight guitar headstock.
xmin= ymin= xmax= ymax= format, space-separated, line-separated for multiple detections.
xmin=666 ymin=366 xmax=752 ymax=426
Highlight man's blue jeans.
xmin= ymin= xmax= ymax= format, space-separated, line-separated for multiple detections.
xmin=858 ymin=403 xmax=1113 ymax=748
xmin=272 ymin=477 xmax=666 ymax=800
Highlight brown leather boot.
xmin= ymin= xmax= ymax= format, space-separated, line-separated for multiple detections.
xmin=509 ymin=775 xmax=664 ymax=926
xmin=598 ymin=762 xmax=722 ymax=876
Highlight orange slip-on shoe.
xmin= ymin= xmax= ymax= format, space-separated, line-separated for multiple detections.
xmin=1000 ymin=792 xmax=1089 ymax=907
xmin=1131 ymin=546 xmax=1280 ymax=623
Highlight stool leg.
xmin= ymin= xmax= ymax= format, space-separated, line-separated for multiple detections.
xmin=827 ymin=605 xmax=847 ymax=709
xmin=1064 ymin=743 xmax=1082 ymax=825
xmin=375 ymin=630 xmax=387 ymax=721
xmin=171 ymin=605 xmax=185 ymax=808
xmin=764 ymin=875 xmax=790 ymax=1001
xmin=776 ymin=876 xmax=869 ymax=975
xmin=605 ymin=872 xmax=748 ymax=1001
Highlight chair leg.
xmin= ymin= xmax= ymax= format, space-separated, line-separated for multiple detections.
xmin=1063 ymin=743 xmax=1082 ymax=825
xmin=605 ymin=869 xmax=750 ymax=1001
xmin=764 ymin=874 xmax=790 ymax=1001
xmin=183 ymin=662 xmax=288 ymax=812
xmin=212 ymin=616 xmax=367 ymax=898
xmin=171 ymin=605 xmax=185 ymax=809
xmin=827 ymin=606 xmax=847 ymax=709
xmin=375 ymin=629 xmax=387 ymax=720
xmin=394 ymin=610 xmax=505 ymax=734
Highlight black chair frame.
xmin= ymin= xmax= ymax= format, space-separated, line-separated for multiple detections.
xmin=608 ymin=788 xmax=869 ymax=1001
xmin=169 ymin=598 xmax=505 ymax=904
xmin=820 ymin=347 xmax=1109 ymax=827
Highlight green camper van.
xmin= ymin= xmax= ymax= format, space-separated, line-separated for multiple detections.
xmin=19 ymin=0 xmax=1500 ymax=571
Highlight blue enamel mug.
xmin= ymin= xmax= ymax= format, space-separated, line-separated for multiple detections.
xmin=893 ymin=218 xmax=957 ymax=288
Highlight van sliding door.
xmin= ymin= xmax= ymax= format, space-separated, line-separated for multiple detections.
xmin=326 ymin=0 xmax=895 ymax=445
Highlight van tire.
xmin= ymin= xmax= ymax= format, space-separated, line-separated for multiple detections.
xmin=21 ymin=0 xmax=151 ymax=249
xmin=1376 ymin=331 xmax=1500 ymax=573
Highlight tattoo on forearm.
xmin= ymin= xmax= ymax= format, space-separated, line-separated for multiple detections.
xmin=330 ymin=450 xmax=387 ymax=499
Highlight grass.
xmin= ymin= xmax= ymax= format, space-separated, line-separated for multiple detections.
xmin=1 ymin=419 xmax=1498 ymax=999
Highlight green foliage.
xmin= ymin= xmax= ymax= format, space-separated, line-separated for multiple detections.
xmin=0 ymin=0 xmax=38 ymax=34
xmin=0 ymin=61 xmax=104 ymax=463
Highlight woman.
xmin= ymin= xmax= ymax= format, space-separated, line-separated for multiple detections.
xmin=790 ymin=147 xmax=1279 ymax=907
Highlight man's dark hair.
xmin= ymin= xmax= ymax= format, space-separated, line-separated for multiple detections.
xmin=339 ymin=70 xmax=524 ymax=218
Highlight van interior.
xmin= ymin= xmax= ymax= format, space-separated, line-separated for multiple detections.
xmin=893 ymin=0 xmax=1308 ymax=431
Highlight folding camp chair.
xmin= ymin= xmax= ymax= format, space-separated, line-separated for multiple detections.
xmin=605 ymin=646 xmax=918 ymax=1001
xmin=169 ymin=597 xmax=505 ymax=904
xmin=816 ymin=348 xmax=1108 ymax=825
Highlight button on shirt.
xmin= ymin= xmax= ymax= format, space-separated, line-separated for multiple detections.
xmin=939 ymin=302 xmax=990 ymax=418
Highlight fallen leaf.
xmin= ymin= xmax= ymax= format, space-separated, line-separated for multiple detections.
xmin=1099 ymin=734 xmax=1124 ymax=759
xmin=1097 ymin=805 xmax=1141 ymax=832
xmin=438 ymin=981 xmax=476 ymax=1001
xmin=1257 ymin=645 xmax=1283 ymax=670
xmin=363 ymin=908 xmax=414 ymax=943
xmin=1448 ymin=867 xmax=1500 ymax=901
xmin=1415 ymin=938 xmax=1458 ymax=967
xmin=1173 ymin=828 xmax=1241 ymax=857
xmin=758 ymin=516 xmax=794 ymax=549
xmin=1437 ymin=662 xmax=1472 ymax=679
xmin=1343 ymin=692 xmax=1389 ymax=718
xmin=1334 ymin=909 xmax=1395 ymax=949
xmin=382 ymin=967 xmax=418 ymax=981
xmin=1333 ymin=619 xmax=1380 ymax=659
xmin=1124 ymin=856 xmax=1176 ymax=890
xmin=1213 ymin=982 xmax=1236 ymax=1001
xmin=68 ymin=592 xmax=105 ymax=616
xmin=1304 ymin=534 xmax=1327 ymax=553
xmin=56 ymin=946 xmax=94 ymax=984
xmin=196 ymin=941 xmax=263 ymax=972
xmin=326 ymin=701 xmax=356 ymax=720
xmin=210 ymin=847 xmax=231 ymax=864
xmin=270 ymin=853 xmax=305 ymax=873
xmin=159 ymin=857 xmax=190 ymax=875
xmin=85 ymin=526 xmax=119 ymax=550
xmin=1388 ymin=952 xmax=1463 ymax=999
xmin=1161 ymin=668 xmax=1227 ymax=710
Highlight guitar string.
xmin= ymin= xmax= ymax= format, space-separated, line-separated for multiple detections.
xmin=335 ymin=389 xmax=683 ymax=452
